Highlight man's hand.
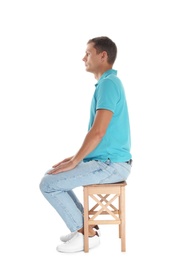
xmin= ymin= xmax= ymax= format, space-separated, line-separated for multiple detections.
xmin=48 ymin=157 xmax=77 ymax=174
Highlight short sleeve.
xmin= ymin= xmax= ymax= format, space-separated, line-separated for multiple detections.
xmin=96 ymin=79 xmax=120 ymax=113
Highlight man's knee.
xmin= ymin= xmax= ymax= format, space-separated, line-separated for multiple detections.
xmin=39 ymin=177 xmax=48 ymax=193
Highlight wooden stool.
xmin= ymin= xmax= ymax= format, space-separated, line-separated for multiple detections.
xmin=83 ymin=181 xmax=127 ymax=252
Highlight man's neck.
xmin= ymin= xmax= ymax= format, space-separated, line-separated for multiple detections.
xmin=94 ymin=66 xmax=113 ymax=80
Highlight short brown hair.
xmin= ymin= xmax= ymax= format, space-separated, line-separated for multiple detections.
xmin=87 ymin=36 xmax=117 ymax=64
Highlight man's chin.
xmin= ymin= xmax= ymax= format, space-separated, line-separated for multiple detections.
xmin=85 ymin=67 xmax=91 ymax=72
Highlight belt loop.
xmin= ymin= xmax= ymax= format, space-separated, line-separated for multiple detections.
xmin=105 ymin=158 xmax=111 ymax=165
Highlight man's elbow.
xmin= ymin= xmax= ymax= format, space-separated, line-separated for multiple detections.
xmin=95 ymin=129 xmax=106 ymax=141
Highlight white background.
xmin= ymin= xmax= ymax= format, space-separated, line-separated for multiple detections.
xmin=0 ymin=0 xmax=178 ymax=259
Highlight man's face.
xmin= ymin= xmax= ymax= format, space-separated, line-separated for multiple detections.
xmin=82 ymin=43 xmax=103 ymax=73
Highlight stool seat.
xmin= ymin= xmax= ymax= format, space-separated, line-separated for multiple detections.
xmin=83 ymin=181 xmax=127 ymax=252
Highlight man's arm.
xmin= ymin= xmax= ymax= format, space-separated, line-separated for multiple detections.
xmin=48 ymin=109 xmax=113 ymax=174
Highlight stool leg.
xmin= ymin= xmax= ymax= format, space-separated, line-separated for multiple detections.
xmin=83 ymin=187 xmax=89 ymax=252
xmin=118 ymin=190 xmax=121 ymax=238
xmin=120 ymin=186 xmax=126 ymax=252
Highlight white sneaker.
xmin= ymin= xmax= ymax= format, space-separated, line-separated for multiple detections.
xmin=60 ymin=225 xmax=100 ymax=242
xmin=60 ymin=231 xmax=77 ymax=242
xmin=57 ymin=232 xmax=100 ymax=253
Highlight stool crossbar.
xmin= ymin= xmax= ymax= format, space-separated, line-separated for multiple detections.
xmin=83 ymin=181 xmax=127 ymax=252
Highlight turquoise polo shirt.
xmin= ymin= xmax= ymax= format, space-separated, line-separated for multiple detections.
xmin=83 ymin=69 xmax=132 ymax=163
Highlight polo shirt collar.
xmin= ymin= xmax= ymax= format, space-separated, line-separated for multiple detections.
xmin=95 ymin=69 xmax=117 ymax=87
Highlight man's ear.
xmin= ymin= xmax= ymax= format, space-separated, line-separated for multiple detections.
xmin=101 ymin=51 xmax=108 ymax=62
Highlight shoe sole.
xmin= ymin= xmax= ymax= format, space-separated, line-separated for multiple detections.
xmin=56 ymin=241 xmax=100 ymax=253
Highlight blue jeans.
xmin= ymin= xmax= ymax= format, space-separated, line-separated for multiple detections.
xmin=39 ymin=159 xmax=131 ymax=232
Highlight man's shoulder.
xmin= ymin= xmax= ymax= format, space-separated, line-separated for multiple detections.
xmin=98 ymin=75 xmax=122 ymax=91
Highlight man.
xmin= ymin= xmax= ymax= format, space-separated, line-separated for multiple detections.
xmin=40 ymin=36 xmax=132 ymax=253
